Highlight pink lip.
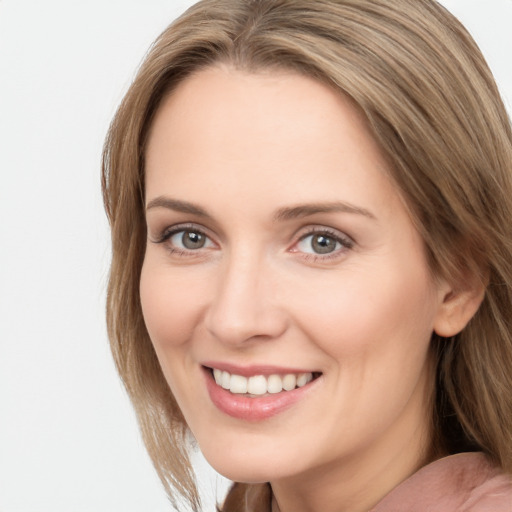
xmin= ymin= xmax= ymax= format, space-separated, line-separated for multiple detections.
xmin=202 ymin=366 xmax=320 ymax=421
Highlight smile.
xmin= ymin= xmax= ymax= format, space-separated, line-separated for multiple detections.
xmin=212 ymin=368 xmax=315 ymax=395
xmin=203 ymin=365 xmax=322 ymax=421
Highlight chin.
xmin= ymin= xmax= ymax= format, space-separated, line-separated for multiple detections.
xmin=197 ymin=433 xmax=301 ymax=483
xmin=212 ymin=464 xmax=274 ymax=484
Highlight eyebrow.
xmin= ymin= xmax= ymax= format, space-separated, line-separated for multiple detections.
xmin=274 ymin=202 xmax=376 ymax=222
xmin=146 ymin=196 xmax=376 ymax=222
xmin=146 ymin=196 xmax=211 ymax=218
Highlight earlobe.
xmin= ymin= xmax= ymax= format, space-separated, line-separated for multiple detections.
xmin=433 ymin=279 xmax=486 ymax=338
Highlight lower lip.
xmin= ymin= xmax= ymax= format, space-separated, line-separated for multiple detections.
xmin=203 ymin=368 xmax=318 ymax=421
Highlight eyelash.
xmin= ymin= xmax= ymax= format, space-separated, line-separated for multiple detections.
xmin=153 ymin=223 xmax=215 ymax=257
xmin=293 ymin=227 xmax=354 ymax=262
xmin=152 ymin=224 xmax=354 ymax=261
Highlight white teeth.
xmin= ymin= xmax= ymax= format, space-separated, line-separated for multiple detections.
xmin=221 ymin=371 xmax=231 ymax=389
xmin=282 ymin=374 xmax=297 ymax=391
xmin=247 ymin=375 xmax=267 ymax=395
xmin=267 ymin=374 xmax=283 ymax=394
xmin=212 ymin=369 xmax=315 ymax=395
xmin=229 ymin=374 xmax=248 ymax=394
xmin=296 ymin=373 xmax=313 ymax=387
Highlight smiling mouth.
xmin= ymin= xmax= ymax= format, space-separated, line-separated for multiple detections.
xmin=206 ymin=367 xmax=322 ymax=396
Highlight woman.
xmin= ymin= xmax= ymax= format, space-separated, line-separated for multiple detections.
xmin=102 ymin=1 xmax=512 ymax=510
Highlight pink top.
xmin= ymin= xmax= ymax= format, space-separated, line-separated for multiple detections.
xmin=221 ymin=452 xmax=512 ymax=512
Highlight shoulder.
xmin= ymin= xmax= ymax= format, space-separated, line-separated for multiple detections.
xmin=372 ymin=452 xmax=512 ymax=512
xmin=219 ymin=453 xmax=511 ymax=512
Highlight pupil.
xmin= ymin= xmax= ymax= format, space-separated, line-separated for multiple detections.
xmin=312 ymin=235 xmax=336 ymax=254
xmin=182 ymin=231 xmax=205 ymax=249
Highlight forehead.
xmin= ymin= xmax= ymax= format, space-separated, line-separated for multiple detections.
xmin=144 ymin=66 xmax=397 ymax=216
xmin=147 ymin=65 xmax=373 ymax=155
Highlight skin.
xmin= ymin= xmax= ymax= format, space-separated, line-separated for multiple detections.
xmin=140 ymin=66 xmax=480 ymax=512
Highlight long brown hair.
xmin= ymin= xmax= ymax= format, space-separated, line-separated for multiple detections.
xmin=102 ymin=1 xmax=512 ymax=509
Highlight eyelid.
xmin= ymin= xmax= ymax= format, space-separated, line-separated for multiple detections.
xmin=296 ymin=225 xmax=354 ymax=244
xmin=149 ymin=222 xmax=354 ymax=261
xmin=151 ymin=222 xmax=217 ymax=248
xmin=289 ymin=225 xmax=355 ymax=258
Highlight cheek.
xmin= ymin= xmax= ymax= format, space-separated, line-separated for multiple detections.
xmin=291 ymin=263 xmax=438 ymax=364
xmin=288 ymin=266 xmax=437 ymax=444
xmin=139 ymin=258 xmax=207 ymax=350
xmin=139 ymin=259 xmax=210 ymax=414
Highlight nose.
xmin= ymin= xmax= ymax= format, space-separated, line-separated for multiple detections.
xmin=204 ymin=250 xmax=289 ymax=346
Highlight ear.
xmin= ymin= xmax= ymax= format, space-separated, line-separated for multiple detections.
xmin=433 ymin=276 xmax=486 ymax=337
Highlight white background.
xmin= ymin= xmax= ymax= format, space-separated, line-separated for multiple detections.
xmin=0 ymin=1 xmax=510 ymax=511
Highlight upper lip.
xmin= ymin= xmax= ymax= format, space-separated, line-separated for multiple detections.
xmin=202 ymin=361 xmax=319 ymax=377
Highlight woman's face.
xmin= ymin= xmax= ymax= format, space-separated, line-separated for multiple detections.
xmin=141 ymin=67 xmax=451 ymax=485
